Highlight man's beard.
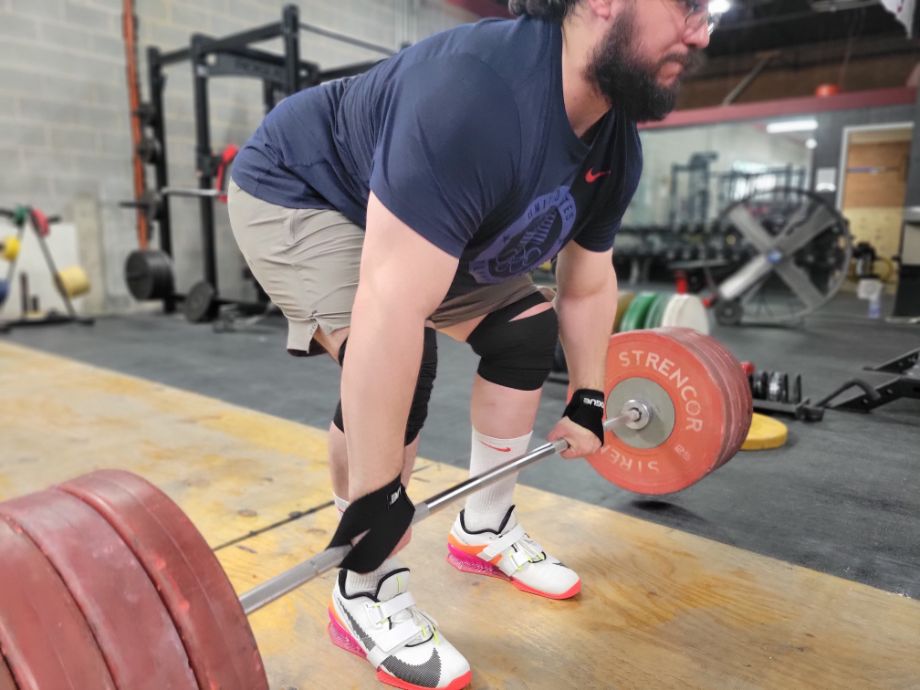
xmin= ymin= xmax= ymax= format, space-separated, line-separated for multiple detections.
xmin=587 ymin=10 xmax=705 ymax=122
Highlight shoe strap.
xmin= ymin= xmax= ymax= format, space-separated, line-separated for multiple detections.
xmin=500 ymin=547 xmax=533 ymax=575
xmin=479 ymin=523 xmax=526 ymax=561
xmin=364 ymin=591 xmax=415 ymax=625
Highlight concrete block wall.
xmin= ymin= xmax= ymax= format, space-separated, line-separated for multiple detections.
xmin=0 ymin=0 xmax=476 ymax=313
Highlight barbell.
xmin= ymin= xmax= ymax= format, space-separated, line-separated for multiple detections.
xmin=0 ymin=329 xmax=751 ymax=689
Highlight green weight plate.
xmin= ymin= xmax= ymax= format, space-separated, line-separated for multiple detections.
xmin=619 ymin=292 xmax=657 ymax=332
xmin=643 ymin=293 xmax=670 ymax=329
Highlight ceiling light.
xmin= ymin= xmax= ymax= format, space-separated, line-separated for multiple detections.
xmin=766 ymin=119 xmax=819 ymax=134
xmin=710 ymin=0 xmax=731 ymax=14
xmin=806 ymin=138 xmax=817 ymax=149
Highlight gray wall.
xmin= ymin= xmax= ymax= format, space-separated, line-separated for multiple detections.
xmin=0 ymin=0 xmax=475 ymax=313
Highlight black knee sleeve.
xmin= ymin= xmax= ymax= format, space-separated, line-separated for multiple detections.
xmin=332 ymin=339 xmax=348 ymax=433
xmin=405 ymin=327 xmax=437 ymax=445
xmin=332 ymin=328 xmax=438 ymax=445
xmin=467 ymin=292 xmax=559 ymax=391
xmin=327 ymin=474 xmax=414 ymax=573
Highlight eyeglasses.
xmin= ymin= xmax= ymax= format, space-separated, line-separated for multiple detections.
xmin=675 ymin=0 xmax=719 ymax=36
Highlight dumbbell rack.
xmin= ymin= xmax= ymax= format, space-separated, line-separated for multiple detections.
xmin=0 ymin=206 xmax=94 ymax=333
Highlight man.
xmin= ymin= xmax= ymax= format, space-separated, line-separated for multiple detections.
xmin=229 ymin=0 xmax=710 ymax=687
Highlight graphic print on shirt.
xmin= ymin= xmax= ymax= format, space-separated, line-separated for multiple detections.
xmin=468 ymin=186 xmax=577 ymax=284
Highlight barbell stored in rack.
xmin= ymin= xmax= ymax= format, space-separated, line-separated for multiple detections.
xmin=0 ymin=329 xmax=751 ymax=689
xmin=119 ymin=187 xmax=225 ymax=222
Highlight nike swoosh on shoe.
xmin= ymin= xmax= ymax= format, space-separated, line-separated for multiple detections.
xmin=381 ymin=649 xmax=442 ymax=688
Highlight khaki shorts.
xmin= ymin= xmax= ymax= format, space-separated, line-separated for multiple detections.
xmin=228 ymin=181 xmax=540 ymax=355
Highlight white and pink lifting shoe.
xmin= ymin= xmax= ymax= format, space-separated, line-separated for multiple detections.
xmin=328 ymin=566 xmax=472 ymax=690
xmin=447 ymin=506 xmax=581 ymax=600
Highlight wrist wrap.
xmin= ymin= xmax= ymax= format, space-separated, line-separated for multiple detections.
xmin=327 ymin=475 xmax=414 ymax=573
xmin=562 ymin=388 xmax=606 ymax=445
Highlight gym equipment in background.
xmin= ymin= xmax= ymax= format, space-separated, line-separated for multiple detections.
xmin=745 ymin=366 xmax=824 ymax=422
xmin=741 ymin=413 xmax=789 ymax=450
xmin=816 ymin=347 xmax=920 ymax=412
xmin=0 ymin=206 xmax=94 ymax=333
xmin=123 ymin=4 xmax=396 ymax=324
xmin=706 ymin=188 xmax=852 ymax=326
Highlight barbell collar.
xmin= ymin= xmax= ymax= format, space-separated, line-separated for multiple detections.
xmin=239 ymin=409 xmax=640 ymax=616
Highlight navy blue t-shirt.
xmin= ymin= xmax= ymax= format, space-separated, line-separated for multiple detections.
xmin=232 ymin=17 xmax=642 ymax=295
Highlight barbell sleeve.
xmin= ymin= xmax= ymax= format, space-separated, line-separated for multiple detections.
xmin=239 ymin=406 xmax=646 ymax=616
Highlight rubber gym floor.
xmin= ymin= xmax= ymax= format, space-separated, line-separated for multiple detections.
xmin=2 ymin=291 xmax=918 ymax=688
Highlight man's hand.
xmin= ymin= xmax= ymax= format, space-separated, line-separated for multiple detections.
xmin=547 ymin=416 xmax=604 ymax=459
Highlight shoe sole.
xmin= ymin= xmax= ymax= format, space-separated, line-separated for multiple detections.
xmin=446 ymin=544 xmax=581 ymax=600
xmin=327 ymin=606 xmax=472 ymax=690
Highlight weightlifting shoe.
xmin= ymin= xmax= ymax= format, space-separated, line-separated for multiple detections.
xmin=328 ymin=567 xmax=472 ymax=690
xmin=447 ymin=506 xmax=581 ymax=600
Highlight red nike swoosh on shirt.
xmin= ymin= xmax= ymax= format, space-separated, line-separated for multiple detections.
xmin=480 ymin=441 xmax=512 ymax=452
xmin=585 ymin=168 xmax=612 ymax=183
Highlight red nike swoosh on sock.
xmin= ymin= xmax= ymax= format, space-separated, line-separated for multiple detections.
xmin=480 ymin=441 xmax=512 ymax=452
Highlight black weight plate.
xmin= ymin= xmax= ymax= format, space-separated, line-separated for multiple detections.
xmin=752 ymin=371 xmax=769 ymax=400
xmin=184 ymin=280 xmax=219 ymax=323
xmin=767 ymin=371 xmax=789 ymax=402
xmin=125 ymin=249 xmax=175 ymax=301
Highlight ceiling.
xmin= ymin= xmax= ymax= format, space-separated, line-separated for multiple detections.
xmin=455 ymin=0 xmax=914 ymax=58
xmin=706 ymin=0 xmax=911 ymax=59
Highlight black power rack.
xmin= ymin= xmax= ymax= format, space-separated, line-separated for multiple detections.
xmin=125 ymin=4 xmax=395 ymax=323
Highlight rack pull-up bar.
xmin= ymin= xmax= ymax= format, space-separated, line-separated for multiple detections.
xmin=299 ymin=22 xmax=397 ymax=56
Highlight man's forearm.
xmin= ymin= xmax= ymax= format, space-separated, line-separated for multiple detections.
xmin=556 ymin=277 xmax=617 ymax=391
xmin=341 ymin=288 xmax=427 ymax=500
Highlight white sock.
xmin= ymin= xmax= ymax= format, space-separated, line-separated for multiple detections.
xmin=334 ymin=493 xmax=405 ymax=596
xmin=463 ymin=428 xmax=532 ymax=532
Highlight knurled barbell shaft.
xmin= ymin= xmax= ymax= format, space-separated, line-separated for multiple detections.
xmin=239 ymin=405 xmax=648 ymax=615
xmin=161 ymin=187 xmax=222 ymax=199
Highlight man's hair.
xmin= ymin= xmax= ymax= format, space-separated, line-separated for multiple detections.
xmin=507 ymin=0 xmax=580 ymax=21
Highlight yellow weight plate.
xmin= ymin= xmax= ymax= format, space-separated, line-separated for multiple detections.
xmin=613 ymin=291 xmax=635 ymax=333
xmin=741 ymin=413 xmax=788 ymax=451
xmin=2 ymin=236 xmax=19 ymax=262
xmin=57 ymin=266 xmax=91 ymax=298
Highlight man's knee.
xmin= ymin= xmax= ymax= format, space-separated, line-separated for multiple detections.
xmin=332 ymin=327 xmax=438 ymax=445
xmin=466 ymin=292 xmax=559 ymax=391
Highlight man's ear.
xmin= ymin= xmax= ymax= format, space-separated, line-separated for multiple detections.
xmin=582 ymin=0 xmax=616 ymax=21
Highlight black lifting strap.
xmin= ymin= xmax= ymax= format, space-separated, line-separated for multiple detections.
xmin=327 ymin=475 xmax=415 ymax=573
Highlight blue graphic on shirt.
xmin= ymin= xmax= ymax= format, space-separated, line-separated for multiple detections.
xmin=468 ymin=186 xmax=577 ymax=284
